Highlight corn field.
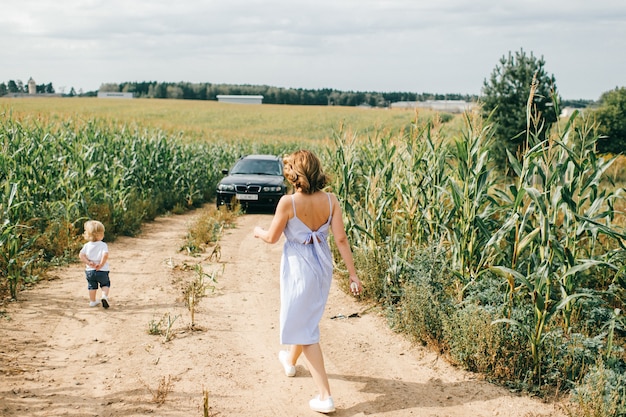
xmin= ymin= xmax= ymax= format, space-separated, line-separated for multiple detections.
xmin=0 ymin=112 xmax=291 ymax=300
xmin=325 ymin=105 xmax=626 ymax=412
xmin=2 ymin=98 xmax=625 ymax=414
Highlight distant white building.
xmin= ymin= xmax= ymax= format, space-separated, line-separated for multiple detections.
xmin=391 ymin=100 xmax=476 ymax=113
xmin=97 ymin=91 xmax=134 ymax=99
xmin=560 ymin=107 xmax=584 ymax=118
xmin=216 ymin=95 xmax=263 ymax=104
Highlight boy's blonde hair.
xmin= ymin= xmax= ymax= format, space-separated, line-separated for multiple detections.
xmin=83 ymin=220 xmax=105 ymax=242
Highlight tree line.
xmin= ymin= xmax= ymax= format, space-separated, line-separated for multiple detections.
xmin=0 ymin=77 xmax=483 ymax=106
xmin=97 ymin=81 xmax=479 ymax=107
xmin=1 ymin=78 xmax=477 ymax=106
xmin=2 ymin=77 xmax=594 ymax=109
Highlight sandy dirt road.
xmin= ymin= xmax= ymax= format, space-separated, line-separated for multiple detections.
xmin=0 ymin=208 xmax=566 ymax=416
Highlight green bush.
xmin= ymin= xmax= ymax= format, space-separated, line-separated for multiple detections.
xmin=393 ymin=243 xmax=451 ymax=348
xmin=444 ymin=304 xmax=522 ymax=379
xmin=571 ymin=359 xmax=626 ymax=417
xmin=542 ymin=330 xmax=603 ymax=390
xmin=594 ymin=87 xmax=626 ymax=155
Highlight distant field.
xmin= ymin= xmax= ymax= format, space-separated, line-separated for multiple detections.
xmin=0 ymin=97 xmax=453 ymax=144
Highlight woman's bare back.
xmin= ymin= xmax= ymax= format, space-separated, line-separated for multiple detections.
xmin=291 ymin=191 xmax=332 ymax=231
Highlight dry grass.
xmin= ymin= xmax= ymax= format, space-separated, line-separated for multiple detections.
xmin=606 ymin=154 xmax=626 ymax=182
xmin=138 ymin=374 xmax=178 ymax=405
xmin=181 ymin=205 xmax=239 ymax=256
xmin=202 ymin=387 xmax=217 ymax=417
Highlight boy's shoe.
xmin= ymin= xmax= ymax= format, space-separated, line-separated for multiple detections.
xmin=278 ymin=350 xmax=296 ymax=377
xmin=101 ymin=296 xmax=109 ymax=309
xmin=309 ymin=396 xmax=335 ymax=413
xmin=89 ymin=301 xmax=100 ymax=307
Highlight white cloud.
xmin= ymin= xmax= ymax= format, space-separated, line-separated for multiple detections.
xmin=1 ymin=0 xmax=625 ymax=98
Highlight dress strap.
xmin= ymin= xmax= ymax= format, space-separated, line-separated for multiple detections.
xmin=326 ymin=192 xmax=332 ymax=223
xmin=291 ymin=194 xmax=297 ymax=217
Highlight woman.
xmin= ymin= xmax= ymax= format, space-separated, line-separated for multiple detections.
xmin=254 ymin=149 xmax=362 ymax=414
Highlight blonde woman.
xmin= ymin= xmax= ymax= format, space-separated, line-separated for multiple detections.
xmin=79 ymin=220 xmax=111 ymax=308
xmin=254 ymin=150 xmax=362 ymax=414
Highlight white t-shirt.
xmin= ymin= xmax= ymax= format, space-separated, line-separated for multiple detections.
xmin=80 ymin=241 xmax=110 ymax=271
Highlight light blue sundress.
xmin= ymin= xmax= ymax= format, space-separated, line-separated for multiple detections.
xmin=279 ymin=193 xmax=333 ymax=345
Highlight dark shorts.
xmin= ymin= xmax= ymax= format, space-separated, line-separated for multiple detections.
xmin=86 ymin=270 xmax=111 ymax=290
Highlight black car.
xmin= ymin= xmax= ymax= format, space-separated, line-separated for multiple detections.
xmin=216 ymin=154 xmax=286 ymax=210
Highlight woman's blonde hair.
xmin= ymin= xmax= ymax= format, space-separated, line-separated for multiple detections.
xmin=283 ymin=150 xmax=330 ymax=194
xmin=83 ymin=220 xmax=105 ymax=242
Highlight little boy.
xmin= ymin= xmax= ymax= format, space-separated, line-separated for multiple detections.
xmin=79 ymin=220 xmax=111 ymax=308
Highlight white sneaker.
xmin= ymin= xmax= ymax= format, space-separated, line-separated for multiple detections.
xmin=101 ymin=296 xmax=109 ymax=309
xmin=309 ymin=395 xmax=335 ymax=413
xmin=278 ymin=350 xmax=296 ymax=377
xmin=89 ymin=300 xmax=100 ymax=307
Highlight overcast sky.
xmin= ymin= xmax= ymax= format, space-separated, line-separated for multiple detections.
xmin=1 ymin=0 xmax=625 ymax=100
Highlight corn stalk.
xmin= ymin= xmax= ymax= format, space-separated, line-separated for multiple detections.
xmin=0 ymin=183 xmax=39 ymax=299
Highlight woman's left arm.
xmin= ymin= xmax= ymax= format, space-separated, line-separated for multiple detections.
xmin=329 ymin=194 xmax=362 ymax=294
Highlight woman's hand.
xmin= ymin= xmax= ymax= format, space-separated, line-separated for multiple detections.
xmin=253 ymin=226 xmax=265 ymax=239
xmin=349 ymin=276 xmax=362 ymax=296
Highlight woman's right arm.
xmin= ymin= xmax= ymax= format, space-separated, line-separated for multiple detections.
xmin=254 ymin=195 xmax=291 ymax=244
